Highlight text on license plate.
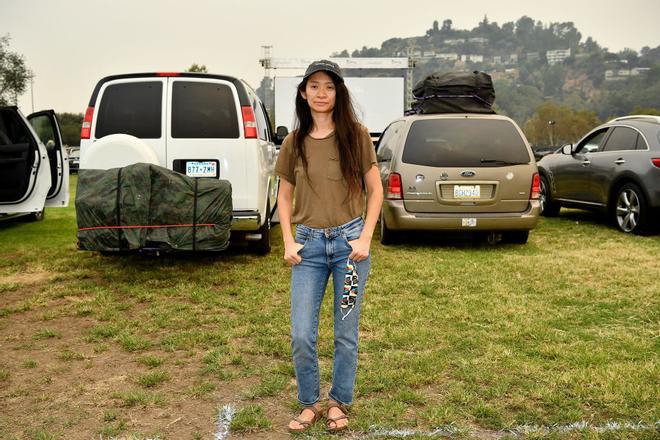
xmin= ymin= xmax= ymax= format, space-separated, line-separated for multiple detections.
xmin=186 ymin=161 xmax=217 ymax=177
xmin=454 ymin=185 xmax=480 ymax=199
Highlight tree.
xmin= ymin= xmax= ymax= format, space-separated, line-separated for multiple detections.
xmin=524 ymin=101 xmax=599 ymax=145
xmin=56 ymin=112 xmax=83 ymax=146
xmin=618 ymin=48 xmax=639 ymax=66
xmin=0 ymin=35 xmax=32 ymax=106
xmin=632 ymin=106 xmax=660 ymax=115
xmin=186 ymin=63 xmax=208 ymax=73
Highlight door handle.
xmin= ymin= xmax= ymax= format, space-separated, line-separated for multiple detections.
xmin=615 ymin=158 xmax=625 ymax=165
xmin=581 ymin=159 xmax=591 ymax=166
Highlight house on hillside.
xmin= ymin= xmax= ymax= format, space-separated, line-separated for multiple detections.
xmin=547 ymin=49 xmax=571 ymax=65
xmin=461 ymin=54 xmax=484 ymax=63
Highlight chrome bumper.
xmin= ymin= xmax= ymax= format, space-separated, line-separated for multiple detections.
xmin=231 ymin=210 xmax=261 ymax=231
xmin=382 ymin=200 xmax=540 ymax=231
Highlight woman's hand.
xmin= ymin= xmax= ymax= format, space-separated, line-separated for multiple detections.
xmin=284 ymin=240 xmax=304 ymax=265
xmin=348 ymin=236 xmax=370 ymax=262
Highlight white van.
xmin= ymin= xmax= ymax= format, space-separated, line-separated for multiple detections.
xmin=0 ymin=107 xmax=69 ymax=221
xmin=79 ymin=73 xmax=280 ymax=253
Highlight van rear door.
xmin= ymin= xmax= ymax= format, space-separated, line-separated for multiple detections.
xmin=81 ymin=79 xmax=167 ymax=167
xmin=400 ymin=117 xmax=534 ymax=214
xmin=27 ymin=110 xmax=69 ymax=207
xmin=165 ymin=78 xmax=250 ymax=209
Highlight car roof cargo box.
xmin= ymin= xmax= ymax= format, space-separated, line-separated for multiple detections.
xmin=76 ymin=163 xmax=232 ymax=252
xmin=409 ymin=71 xmax=496 ymax=115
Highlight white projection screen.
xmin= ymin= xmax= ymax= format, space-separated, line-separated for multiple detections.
xmin=274 ymin=77 xmax=404 ymax=134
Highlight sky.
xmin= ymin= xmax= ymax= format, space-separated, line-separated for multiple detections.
xmin=2 ymin=0 xmax=659 ymax=114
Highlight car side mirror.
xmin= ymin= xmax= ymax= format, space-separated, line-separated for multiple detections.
xmin=274 ymin=126 xmax=288 ymax=146
xmin=561 ymin=144 xmax=573 ymax=155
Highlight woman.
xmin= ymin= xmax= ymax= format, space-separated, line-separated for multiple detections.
xmin=275 ymin=60 xmax=383 ymax=433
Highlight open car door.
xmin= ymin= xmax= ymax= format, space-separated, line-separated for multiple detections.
xmin=27 ymin=110 xmax=69 ymax=208
xmin=0 ymin=106 xmax=50 ymax=218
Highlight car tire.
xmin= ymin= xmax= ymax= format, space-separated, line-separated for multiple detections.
xmin=540 ymin=175 xmax=560 ymax=217
xmin=380 ymin=210 xmax=399 ymax=245
xmin=502 ymin=230 xmax=529 ymax=244
xmin=613 ymin=183 xmax=649 ymax=234
xmin=250 ymin=203 xmax=271 ymax=255
xmin=22 ymin=210 xmax=45 ymax=222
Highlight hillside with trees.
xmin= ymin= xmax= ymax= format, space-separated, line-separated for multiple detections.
xmin=332 ymin=16 xmax=660 ymax=144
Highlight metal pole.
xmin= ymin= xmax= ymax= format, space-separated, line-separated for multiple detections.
xmin=30 ymin=74 xmax=34 ymax=113
xmin=548 ymin=120 xmax=556 ymax=146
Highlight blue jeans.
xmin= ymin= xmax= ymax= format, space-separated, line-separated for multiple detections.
xmin=290 ymin=217 xmax=371 ymax=406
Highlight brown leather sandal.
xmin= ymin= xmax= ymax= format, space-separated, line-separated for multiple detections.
xmin=288 ymin=404 xmax=322 ymax=433
xmin=325 ymin=401 xmax=349 ymax=433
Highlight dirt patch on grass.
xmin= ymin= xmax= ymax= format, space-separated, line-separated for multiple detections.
xmin=0 ymin=270 xmax=52 ymax=286
xmin=0 ymin=307 xmax=272 ymax=439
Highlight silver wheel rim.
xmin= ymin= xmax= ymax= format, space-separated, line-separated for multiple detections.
xmin=616 ymin=189 xmax=640 ymax=232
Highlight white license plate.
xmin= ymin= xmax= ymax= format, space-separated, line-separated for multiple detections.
xmin=462 ymin=218 xmax=477 ymax=227
xmin=186 ymin=161 xmax=217 ymax=178
xmin=454 ymin=185 xmax=480 ymax=199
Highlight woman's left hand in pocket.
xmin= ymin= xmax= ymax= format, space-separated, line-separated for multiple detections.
xmin=348 ymin=237 xmax=370 ymax=262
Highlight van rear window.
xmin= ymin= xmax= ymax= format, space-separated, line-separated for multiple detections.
xmin=171 ymin=82 xmax=239 ymax=139
xmin=402 ymin=119 xmax=530 ymax=167
xmin=95 ymin=82 xmax=162 ymax=139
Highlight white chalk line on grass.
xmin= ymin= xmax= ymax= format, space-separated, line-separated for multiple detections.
xmin=214 ymin=404 xmax=236 ymax=440
xmin=211 ymin=408 xmax=657 ymax=440
xmin=360 ymin=421 xmax=658 ymax=438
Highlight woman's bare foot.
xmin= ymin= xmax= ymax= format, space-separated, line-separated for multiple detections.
xmin=288 ymin=402 xmax=322 ymax=432
xmin=326 ymin=399 xmax=348 ymax=431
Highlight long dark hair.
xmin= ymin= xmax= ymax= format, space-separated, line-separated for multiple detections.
xmin=293 ymin=73 xmax=363 ymax=195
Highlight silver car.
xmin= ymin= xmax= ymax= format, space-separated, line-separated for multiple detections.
xmin=538 ymin=115 xmax=660 ymax=234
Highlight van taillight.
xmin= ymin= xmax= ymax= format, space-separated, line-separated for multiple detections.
xmin=241 ymin=106 xmax=257 ymax=139
xmin=386 ymin=173 xmax=403 ymax=200
xmin=156 ymin=72 xmax=180 ymax=77
xmin=530 ymin=172 xmax=540 ymax=199
xmin=652 ymin=158 xmax=660 ymax=168
xmin=80 ymin=106 xmax=94 ymax=139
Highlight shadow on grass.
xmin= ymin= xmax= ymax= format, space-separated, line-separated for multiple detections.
xmin=552 ymin=208 xmax=659 ymax=236
xmin=380 ymin=230 xmax=533 ymax=248
xmin=87 ymin=241 xmax=271 ymax=273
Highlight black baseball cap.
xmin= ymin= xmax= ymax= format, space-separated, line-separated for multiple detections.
xmin=303 ymin=59 xmax=344 ymax=83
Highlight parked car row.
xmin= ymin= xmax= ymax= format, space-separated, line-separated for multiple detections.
xmin=2 ymin=70 xmax=657 ymax=244
xmin=67 ymin=146 xmax=80 ymax=173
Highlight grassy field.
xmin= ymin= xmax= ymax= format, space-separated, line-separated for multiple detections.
xmin=0 ymin=176 xmax=658 ymax=439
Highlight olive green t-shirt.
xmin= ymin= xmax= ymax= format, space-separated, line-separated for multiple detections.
xmin=275 ymin=126 xmax=377 ymax=228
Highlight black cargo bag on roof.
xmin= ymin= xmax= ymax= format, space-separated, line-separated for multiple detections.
xmin=410 ymin=71 xmax=496 ymax=114
xmin=76 ymin=163 xmax=232 ymax=252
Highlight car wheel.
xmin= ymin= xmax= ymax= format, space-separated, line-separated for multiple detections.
xmin=250 ymin=203 xmax=271 ymax=254
xmin=380 ymin=210 xmax=398 ymax=245
xmin=613 ymin=183 xmax=648 ymax=234
xmin=502 ymin=230 xmax=529 ymax=244
xmin=22 ymin=210 xmax=45 ymax=222
xmin=539 ymin=175 xmax=560 ymax=217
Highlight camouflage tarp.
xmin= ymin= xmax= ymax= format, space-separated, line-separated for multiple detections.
xmin=76 ymin=163 xmax=232 ymax=252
